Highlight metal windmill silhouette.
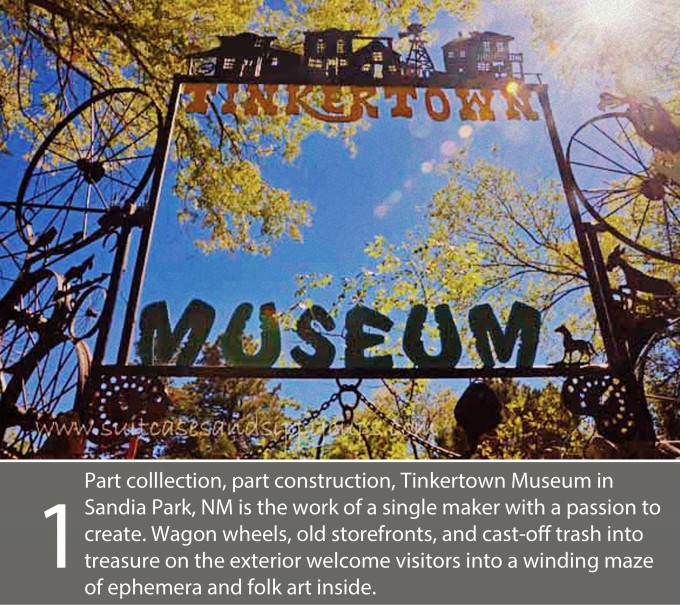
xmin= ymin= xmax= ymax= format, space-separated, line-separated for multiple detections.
xmin=399 ymin=24 xmax=435 ymax=81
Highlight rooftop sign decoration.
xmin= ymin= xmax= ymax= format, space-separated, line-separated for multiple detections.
xmin=183 ymin=27 xmax=542 ymax=123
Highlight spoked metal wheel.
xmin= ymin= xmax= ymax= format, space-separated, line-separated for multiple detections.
xmin=0 ymin=207 xmax=31 ymax=296
xmin=0 ymin=270 xmax=66 ymax=373
xmin=1 ymin=341 xmax=91 ymax=458
xmin=637 ymin=325 xmax=680 ymax=438
xmin=15 ymin=88 xmax=162 ymax=250
xmin=567 ymin=112 xmax=680 ymax=265
xmin=68 ymin=284 xmax=107 ymax=341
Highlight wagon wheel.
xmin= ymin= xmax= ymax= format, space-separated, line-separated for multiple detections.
xmin=68 ymin=284 xmax=107 ymax=341
xmin=0 ymin=207 xmax=32 ymax=296
xmin=0 ymin=270 xmax=67 ymax=373
xmin=15 ymin=88 xmax=162 ymax=250
xmin=1 ymin=341 xmax=91 ymax=458
xmin=567 ymin=112 xmax=680 ymax=265
xmin=636 ymin=324 xmax=680 ymax=438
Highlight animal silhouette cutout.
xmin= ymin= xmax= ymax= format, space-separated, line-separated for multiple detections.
xmin=605 ymin=246 xmax=676 ymax=311
xmin=555 ymin=325 xmax=595 ymax=364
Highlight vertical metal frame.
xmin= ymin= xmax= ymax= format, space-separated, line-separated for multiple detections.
xmin=537 ymin=86 xmax=655 ymax=441
xmin=536 ymin=86 xmax=627 ymax=371
xmin=92 ymin=77 xmax=183 ymax=368
xmin=100 ymin=76 xmax=649 ymax=439
xmin=117 ymin=78 xmax=183 ymax=365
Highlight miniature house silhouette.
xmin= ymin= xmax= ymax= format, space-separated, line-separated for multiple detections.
xmin=302 ymin=29 xmax=403 ymax=84
xmin=440 ymin=31 xmax=525 ymax=86
xmin=352 ymin=37 xmax=401 ymax=83
xmin=187 ymin=28 xmax=534 ymax=88
xmin=303 ymin=29 xmax=359 ymax=82
xmin=189 ymin=33 xmax=300 ymax=81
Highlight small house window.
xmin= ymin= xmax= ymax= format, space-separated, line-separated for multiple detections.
xmin=308 ymin=57 xmax=323 ymax=68
xmin=448 ymin=50 xmax=457 ymax=58
xmin=339 ymin=58 xmax=348 ymax=67
xmin=223 ymin=57 xmax=236 ymax=70
xmin=362 ymin=63 xmax=371 ymax=72
xmin=271 ymin=56 xmax=279 ymax=66
xmin=373 ymin=51 xmax=383 ymax=62
xmin=337 ymin=39 xmax=345 ymax=54
xmin=194 ymin=58 xmax=216 ymax=76
xmin=460 ymin=49 xmax=466 ymax=58
xmin=477 ymin=61 xmax=490 ymax=71
xmin=255 ymin=38 xmax=263 ymax=47
xmin=241 ymin=58 xmax=254 ymax=75
xmin=483 ymin=41 xmax=491 ymax=52
xmin=316 ymin=39 xmax=326 ymax=54
xmin=496 ymin=41 xmax=506 ymax=52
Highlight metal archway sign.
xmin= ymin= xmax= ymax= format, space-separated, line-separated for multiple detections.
xmin=104 ymin=28 xmax=600 ymax=382
xmin=96 ymin=28 xmax=671 ymax=449
xmin=3 ymin=26 xmax=675 ymax=457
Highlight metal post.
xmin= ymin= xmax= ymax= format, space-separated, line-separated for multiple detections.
xmin=536 ymin=85 xmax=655 ymax=443
xmin=583 ymin=223 xmax=624 ymax=353
xmin=116 ymin=77 xmax=183 ymax=365
xmin=536 ymin=85 xmax=627 ymax=371
xmin=91 ymin=224 xmax=131 ymax=366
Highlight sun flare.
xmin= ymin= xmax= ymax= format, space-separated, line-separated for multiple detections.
xmin=519 ymin=0 xmax=677 ymax=95
xmin=579 ymin=0 xmax=643 ymax=31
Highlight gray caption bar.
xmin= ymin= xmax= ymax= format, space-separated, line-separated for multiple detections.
xmin=0 ymin=461 xmax=678 ymax=604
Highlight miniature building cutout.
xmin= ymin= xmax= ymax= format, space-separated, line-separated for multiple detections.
xmin=353 ymin=37 xmax=401 ymax=84
xmin=187 ymin=27 xmax=535 ymax=89
xmin=189 ymin=32 xmax=300 ymax=82
xmin=189 ymin=33 xmax=274 ymax=80
xmin=304 ymin=29 xmax=359 ymax=83
xmin=399 ymin=24 xmax=436 ymax=82
xmin=440 ymin=31 xmax=524 ymax=87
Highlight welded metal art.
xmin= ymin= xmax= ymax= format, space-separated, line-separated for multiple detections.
xmin=2 ymin=29 xmax=679 ymax=459
xmin=0 ymin=88 xmax=164 ymax=458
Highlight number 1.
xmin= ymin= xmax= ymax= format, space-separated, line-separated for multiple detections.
xmin=44 ymin=504 xmax=66 ymax=568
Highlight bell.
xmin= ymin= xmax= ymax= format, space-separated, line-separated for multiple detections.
xmin=455 ymin=382 xmax=502 ymax=455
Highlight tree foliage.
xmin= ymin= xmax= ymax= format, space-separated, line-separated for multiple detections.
xmin=146 ymin=343 xmax=295 ymax=458
xmin=0 ymin=0 xmax=479 ymax=252
xmin=296 ymin=153 xmax=603 ymax=359
xmin=295 ymin=378 xmax=587 ymax=459
xmin=518 ymin=0 xmax=678 ymax=96
xmin=472 ymin=380 xmax=587 ymax=459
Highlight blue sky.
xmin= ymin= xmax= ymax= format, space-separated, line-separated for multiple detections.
xmin=0 ymin=1 xmax=628 ymax=410
xmin=141 ymin=7 xmax=599 ymax=348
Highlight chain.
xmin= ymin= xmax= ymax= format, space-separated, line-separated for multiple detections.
xmin=239 ymin=392 xmax=339 ymax=458
xmin=335 ymin=378 xmax=362 ymax=425
xmin=358 ymin=392 xmax=462 ymax=459
xmin=239 ymin=380 xmax=461 ymax=460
